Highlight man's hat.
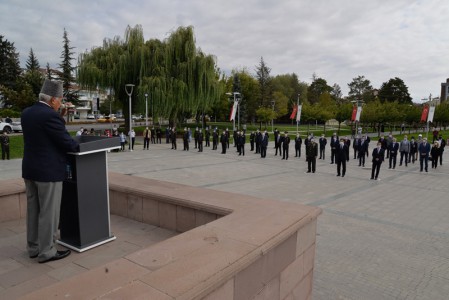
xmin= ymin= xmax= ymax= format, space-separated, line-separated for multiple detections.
xmin=40 ymin=79 xmax=63 ymax=98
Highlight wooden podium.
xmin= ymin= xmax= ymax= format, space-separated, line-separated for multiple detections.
xmin=58 ymin=135 xmax=120 ymax=252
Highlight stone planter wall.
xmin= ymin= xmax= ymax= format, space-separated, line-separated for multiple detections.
xmin=0 ymin=173 xmax=321 ymax=299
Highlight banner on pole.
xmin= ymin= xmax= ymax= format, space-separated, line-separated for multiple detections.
xmin=355 ymin=106 xmax=362 ymax=122
xmin=420 ymin=105 xmax=429 ymax=122
xmin=296 ymin=104 xmax=302 ymax=122
xmin=290 ymin=105 xmax=298 ymax=119
xmin=351 ymin=105 xmax=357 ymax=121
xmin=229 ymin=102 xmax=237 ymax=121
xmin=427 ymin=106 xmax=435 ymax=123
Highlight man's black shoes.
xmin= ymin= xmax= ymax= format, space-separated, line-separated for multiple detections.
xmin=39 ymin=250 xmax=71 ymax=263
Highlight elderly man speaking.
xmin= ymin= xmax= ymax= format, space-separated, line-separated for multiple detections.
xmin=21 ymin=79 xmax=79 ymax=263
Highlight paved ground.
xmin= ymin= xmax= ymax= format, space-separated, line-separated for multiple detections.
xmin=1 ymin=137 xmax=449 ymax=299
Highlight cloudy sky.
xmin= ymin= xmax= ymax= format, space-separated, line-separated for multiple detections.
xmin=2 ymin=0 xmax=448 ymax=102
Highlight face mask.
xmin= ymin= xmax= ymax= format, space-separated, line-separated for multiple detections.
xmin=340 ymin=142 xmax=344 ymax=146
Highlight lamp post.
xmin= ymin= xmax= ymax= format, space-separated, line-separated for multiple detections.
xmin=145 ymin=93 xmax=148 ymax=127
xmin=351 ymin=99 xmax=364 ymax=137
xmin=226 ymin=92 xmax=241 ymax=131
xmin=125 ymin=84 xmax=135 ymax=147
xmin=271 ymin=100 xmax=275 ymax=132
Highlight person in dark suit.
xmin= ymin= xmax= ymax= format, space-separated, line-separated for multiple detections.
xmin=249 ymin=131 xmax=255 ymax=151
xmin=238 ymin=131 xmax=246 ymax=156
xmin=388 ymin=138 xmax=399 ymax=169
xmin=197 ymin=130 xmax=203 ymax=152
xmin=260 ymin=132 xmax=268 ymax=158
xmin=319 ymin=134 xmax=327 ymax=159
xmin=336 ymin=139 xmax=348 ymax=177
xmin=371 ymin=142 xmax=385 ymax=180
xmin=205 ymin=128 xmax=210 ymax=147
xmin=21 ymin=79 xmax=79 ymax=263
xmin=330 ymin=133 xmax=339 ymax=164
xmin=295 ymin=133 xmax=302 ymax=158
xmin=357 ymin=136 xmax=368 ymax=167
xmin=183 ymin=128 xmax=189 ymax=151
xmin=282 ymin=132 xmax=290 ymax=160
xmin=220 ymin=132 xmax=228 ymax=154
xmin=0 ymin=131 xmax=10 ymax=160
xmin=419 ymin=138 xmax=431 ymax=172
xmin=306 ymin=138 xmax=318 ymax=173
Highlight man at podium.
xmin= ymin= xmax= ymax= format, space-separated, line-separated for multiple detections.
xmin=21 ymin=79 xmax=79 ymax=263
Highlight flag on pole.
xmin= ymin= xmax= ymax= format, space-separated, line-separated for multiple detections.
xmin=420 ymin=105 xmax=429 ymax=122
xmin=427 ymin=106 xmax=435 ymax=123
xmin=296 ymin=104 xmax=302 ymax=122
xmin=290 ymin=105 xmax=298 ymax=119
xmin=229 ymin=101 xmax=237 ymax=121
xmin=351 ymin=105 xmax=357 ymax=121
xmin=355 ymin=106 xmax=362 ymax=122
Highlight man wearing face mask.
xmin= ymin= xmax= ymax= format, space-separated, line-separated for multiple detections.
xmin=21 ymin=79 xmax=79 ymax=263
xmin=295 ymin=133 xmax=302 ymax=158
xmin=357 ymin=136 xmax=368 ymax=167
xmin=399 ymin=135 xmax=410 ymax=167
xmin=371 ymin=142 xmax=385 ymax=180
xmin=336 ymin=139 xmax=348 ymax=177
xmin=409 ymin=136 xmax=418 ymax=164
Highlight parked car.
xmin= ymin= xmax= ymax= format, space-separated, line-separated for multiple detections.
xmin=87 ymin=114 xmax=95 ymax=119
xmin=0 ymin=121 xmax=21 ymax=133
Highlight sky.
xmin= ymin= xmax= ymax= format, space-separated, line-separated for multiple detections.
xmin=1 ymin=0 xmax=448 ymax=102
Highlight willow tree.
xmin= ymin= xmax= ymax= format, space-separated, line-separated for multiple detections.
xmin=78 ymin=25 xmax=221 ymax=130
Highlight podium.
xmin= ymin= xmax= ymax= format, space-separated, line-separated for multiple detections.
xmin=58 ymin=135 xmax=120 ymax=252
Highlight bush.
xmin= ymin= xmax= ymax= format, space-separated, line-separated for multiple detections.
xmin=0 ymin=108 xmax=21 ymax=118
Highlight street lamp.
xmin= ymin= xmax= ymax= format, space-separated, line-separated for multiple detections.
xmin=125 ymin=84 xmax=135 ymax=148
xmin=271 ymin=100 xmax=275 ymax=132
xmin=226 ymin=92 xmax=241 ymax=131
xmin=145 ymin=93 xmax=148 ymax=127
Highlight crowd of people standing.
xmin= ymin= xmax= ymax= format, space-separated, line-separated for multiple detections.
xmin=116 ymin=125 xmax=446 ymax=180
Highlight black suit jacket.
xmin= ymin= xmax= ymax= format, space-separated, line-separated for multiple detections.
xmin=336 ymin=145 xmax=348 ymax=162
xmin=372 ymin=147 xmax=385 ymax=163
xmin=21 ymin=102 xmax=79 ymax=182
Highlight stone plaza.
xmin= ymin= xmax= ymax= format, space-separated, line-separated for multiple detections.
xmin=1 ymin=136 xmax=449 ymax=299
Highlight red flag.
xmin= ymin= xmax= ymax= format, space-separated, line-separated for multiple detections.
xmin=421 ymin=105 xmax=429 ymax=122
xmin=351 ymin=105 xmax=357 ymax=121
xmin=290 ymin=105 xmax=298 ymax=119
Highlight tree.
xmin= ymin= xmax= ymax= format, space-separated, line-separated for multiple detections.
xmin=334 ymin=102 xmax=352 ymax=135
xmin=59 ymin=29 xmax=79 ymax=104
xmin=255 ymin=57 xmax=272 ymax=107
xmin=0 ymin=35 xmax=21 ymax=108
xmin=24 ymin=48 xmax=44 ymax=98
xmin=347 ymin=75 xmax=374 ymax=103
xmin=331 ymin=83 xmax=343 ymax=103
xmin=307 ymin=76 xmax=332 ymax=104
xmin=378 ymin=77 xmax=412 ymax=104
xmin=78 ymin=25 xmax=221 ymax=130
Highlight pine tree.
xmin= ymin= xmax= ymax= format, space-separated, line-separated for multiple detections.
xmin=0 ymin=35 xmax=21 ymax=90
xmin=255 ymin=57 xmax=272 ymax=107
xmin=26 ymin=48 xmax=40 ymax=71
xmin=24 ymin=48 xmax=43 ymax=97
xmin=58 ymin=28 xmax=78 ymax=104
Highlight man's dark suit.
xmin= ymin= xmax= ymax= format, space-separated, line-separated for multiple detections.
xmin=371 ymin=147 xmax=385 ymax=179
xmin=336 ymin=144 xmax=348 ymax=176
xmin=22 ymin=102 xmax=79 ymax=181
xmin=418 ymin=141 xmax=431 ymax=172
xmin=21 ymin=101 xmax=79 ymax=263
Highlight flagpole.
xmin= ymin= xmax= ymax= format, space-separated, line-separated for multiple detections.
xmin=297 ymin=93 xmax=300 ymax=134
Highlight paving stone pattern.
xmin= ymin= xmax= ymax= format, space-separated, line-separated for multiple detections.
xmin=1 ymin=136 xmax=448 ymax=299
